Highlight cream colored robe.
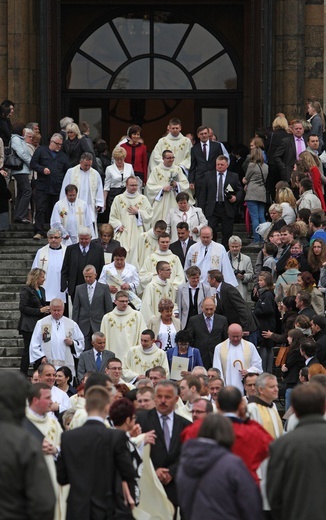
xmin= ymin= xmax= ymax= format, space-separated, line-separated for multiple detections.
xmin=139 ymin=249 xmax=185 ymax=291
xmin=148 ymin=132 xmax=192 ymax=175
xmin=136 ymin=228 xmax=160 ymax=271
xmin=100 ymin=306 xmax=146 ymax=360
xmin=123 ymin=344 xmax=170 ymax=381
xmin=140 ymin=276 xmax=176 ymax=324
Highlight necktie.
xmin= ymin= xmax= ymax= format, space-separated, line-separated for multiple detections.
xmin=88 ymin=285 xmax=93 ymax=304
xmin=215 ymin=291 xmax=220 ymax=302
xmin=166 ymin=326 xmax=172 ymax=350
xmin=218 ymin=172 xmax=224 ymax=202
xmin=296 ymin=138 xmax=304 ymax=159
xmin=203 ymin=143 xmax=207 ymax=160
xmin=204 ymin=246 xmax=208 ymax=257
xmin=162 ymin=415 xmax=170 ymax=450
xmin=182 ymin=211 xmax=187 ymax=222
xmin=82 ymin=247 xmax=87 ymax=256
xmin=96 ymin=352 xmax=102 ymax=371
xmin=182 ymin=241 xmax=187 ymax=256
xmin=205 ymin=316 xmax=212 ymax=332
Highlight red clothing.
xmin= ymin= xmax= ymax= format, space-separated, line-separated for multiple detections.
xmin=310 ymin=166 xmax=326 ymax=211
xmin=180 ymin=416 xmax=272 ymax=485
xmin=121 ymin=142 xmax=148 ymax=183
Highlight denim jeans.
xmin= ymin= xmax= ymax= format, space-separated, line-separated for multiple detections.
xmin=246 ymin=200 xmax=266 ymax=242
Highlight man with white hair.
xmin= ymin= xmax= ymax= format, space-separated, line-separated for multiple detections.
xmin=227 ymin=235 xmax=253 ymax=300
xmin=61 ymin=226 xmax=105 ymax=302
xmin=29 ymin=298 xmax=84 ymax=376
xmin=60 ymin=152 xmax=104 ymax=237
xmin=213 ymin=323 xmax=262 ymax=394
xmin=32 ymin=228 xmax=67 ymax=301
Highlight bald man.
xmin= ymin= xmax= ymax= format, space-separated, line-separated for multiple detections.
xmin=213 ymin=324 xmax=262 ymax=394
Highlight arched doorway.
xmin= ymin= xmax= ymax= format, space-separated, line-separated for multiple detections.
xmin=62 ymin=9 xmax=243 ymax=148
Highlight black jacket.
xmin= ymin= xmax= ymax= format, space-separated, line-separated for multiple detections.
xmin=30 ymin=146 xmax=70 ymax=195
xmin=17 ymin=285 xmax=46 ymax=333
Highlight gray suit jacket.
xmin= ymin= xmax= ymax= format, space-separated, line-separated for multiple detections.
xmin=177 ymin=282 xmax=213 ymax=328
xmin=72 ymin=281 xmax=113 ymax=337
xmin=77 ymin=349 xmax=115 ymax=382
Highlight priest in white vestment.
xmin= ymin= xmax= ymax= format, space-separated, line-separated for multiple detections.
xmin=50 ymin=184 xmax=93 ymax=245
xmin=32 ymin=228 xmax=67 ymax=301
xmin=109 ymin=176 xmax=153 ymax=266
xmin=30 ymin=299 xmax=84 ymax=377
xmin=184 ymin=226 xmax=237 ymax=285
xmin=140 ymin=261 xmax=176 ymax=323
xmin=59 ymin=152 xmax=104 ymax=238
xmin=139 ymin=233 xmax=185 ymax=291
xmin=147 ymin=118 xmax=192 ymax=176
xmin=146 ymin=151 xmax=189 ymax=224
xmin=136 ymin=221 xmax=167 ymax=271
xmin=123 ymin=330 xmax=170 ymax=382
xmin=213 ymin=324 xmax=262 ymax=394
xmin=100 ymin=291 xmax=146 ymax=360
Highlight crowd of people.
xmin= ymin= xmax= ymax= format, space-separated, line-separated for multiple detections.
xmin=2 ymin=100 xmax=326 ymax=519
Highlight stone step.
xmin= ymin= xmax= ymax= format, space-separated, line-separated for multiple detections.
xmin=0 ymin=259 xmax=34 ymax=268
xmin=0 ymin=329 xmax=21 ymax=338
xmin=0 ymin=357 xmax=21 ymax=368
xmin=0 ymin=238 xmax=46 ymax=246
xmin=0 ymin=309 xmax=20 ymax=318
xmin=0 ymin=338 xmax=23 ymax=347
xmin=0 ymin=302 xmax=19 ymax=310
xmin=0 ymin=346 xmax=23 ymax=357
xmin=0 ymin=253 xmax=36 ymax=260
xmin=0 ymin=319 xmax=19 ymax=328
xmin=3 ymin=271 xmax=31 ymax=279
xmin=0 ymin=284 xmax=24 ymax=292
xmin=0 ymin=292 xmax=20 ymax=301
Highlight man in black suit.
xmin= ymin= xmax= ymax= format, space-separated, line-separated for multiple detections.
xmin=207 ymin=270 xmax=259 ymax=344
xmin=77 ymin=332 xmax=115 ymax=382
xmin=273 ymin=120 xmax=307 ymax=181
xmin=137 ymin=380 xmax=191 ymax=513
xmin=72 ymin=264 xmax=112 ymax=349
xmin=169 ymin=222 xmax=196 ymax=268
xmin=295 ymin=291 xmax=316 ymax=320
xmin=186 ymin=297 xmax=228 ymax=369
xmin=200 ymin=155 xmax=243 ymax=248
xmin=61 ymin=226 xmax=105 ymax=302
xmin=57 ymin=385 xmax=136 ymax=520
xmin=189 ymin=125 xmax=227 ymax=206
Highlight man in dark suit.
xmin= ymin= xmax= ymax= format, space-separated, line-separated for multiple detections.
xmin=77 ymin=332 xmax=115 ymax=382
xmin=57 ymin=385 xmax=136 ymax=520
xmin=189 ymin=125 xmax=227 ymax=206
xmin=207 ymin=270 xmax=259 ymax=344
xmin=296 ymin=291 xmax=316 ymax=320
xmin=200 ymin=155 xmax=243 ymax=248
xmin=72 ymin=264 xmax=112 ymax=349
xmin=170 ymin=222 xmax=196 ymax=268
xmin=299 ymin=338 xmax=319 ymax=367
xmin=273 ymin=120 xmax=307 ymax=181
xmin=137 ymin=380 xmax=191 ymax=512
xmin=186 ymin=297 xmax=228 ymax=369
xmin=61 ymin=226 xmax=105 ymax=302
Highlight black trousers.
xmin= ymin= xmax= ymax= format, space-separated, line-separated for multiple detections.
xmin=34 ymin=191 xmax=59 ymax=235
xmin=20 ymin=330 xmax=33 ymax=374
xmin=208 ymin=202 xmax=234 ymax=248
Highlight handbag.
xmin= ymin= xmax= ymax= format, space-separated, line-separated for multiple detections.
xmin=4 ymin=144 xmax=23 ymax=170
xmin=275 ymin=345 xmax=289 ymax=367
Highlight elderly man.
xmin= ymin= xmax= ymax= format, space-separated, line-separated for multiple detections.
xmin=77 ymin=331 xmax=115 ymax=382
xmin=139 ymin=232 xmax=185 ymax=290
xmin=148 ymin=117 xmax=192 ymax=175
xmin=30 ymin=133 xmax=70 ymax=239
xmin=50 ymin=184 xmax=93 ymax=245
xmin=32 ymin=228 xmax=67 ymax=302
xmin=29 ymin=298 xmax=84 ymax=377
xmin=60 ymin=152 xmax=104 ymax=237
xmin=146 ymin=149 xmax=190 ymax=223
xmin=213 ymin=324 xmax=262 ymax=393
xmin=109 ymin=175 xmax=153 ymax=266
xmin=186 ymin=297 xmax=228 ymax=370
xmin=61 ymin=226 xmax=105 ymax=302
xmin=227 ymin=235 xmax=253 ymax=300
xmin=184 ymin=226 xmax=237 ymax=285
xmin=100 ymin=290 xmax=146 ymax=360
xmin=37 ymin=363 xmax=70 ymax=416
xmin=72 ymin=264 xmax=112 ymax=349
xmin=123 ymin=329 xmax=169 ymax=382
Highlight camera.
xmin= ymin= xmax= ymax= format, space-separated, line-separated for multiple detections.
xmin=234 ymin=269 xmax=245 ymax=276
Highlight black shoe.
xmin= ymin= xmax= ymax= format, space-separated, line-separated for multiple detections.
xmin=14 ymin=219 xmax=22 ymax=223
xmin=21 ymin=219 xmax=31 ymax=224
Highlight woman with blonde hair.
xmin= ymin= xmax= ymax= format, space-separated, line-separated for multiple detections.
xmin=103 ymin=146 xmax=135 ymax=216
xmin=275 ymin=185 xmax=297 ymax=224
xmin=298 ymin=150 xmax=326 ymax=211
xmin=63 ymin=122 xmax=95 ymax=168
xmin=265 ymin=115 xmax=290 ymax=198
xmin=242 ymin=148 xmax=269 ymax=246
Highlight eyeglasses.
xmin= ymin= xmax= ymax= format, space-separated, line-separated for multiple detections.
xmin=49 ymin=236 xmax=61 ymax=239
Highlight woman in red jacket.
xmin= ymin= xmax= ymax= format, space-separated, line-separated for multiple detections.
xmin=120 ymin=125 xmax=148 ymax=185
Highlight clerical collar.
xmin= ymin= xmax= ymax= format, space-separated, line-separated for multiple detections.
xmin=142 ymin=345 xmax=157 ymax=354
xmin=247 ymin=396 xmax=274 ymax=408
xmin=157 ymin=249 xmax=171 ymax=255
xmin=28 ymin=407 xmax=46 ymax=419
xmin=168 ymin=132 xmax=181 ymax=140
xmin=124 ymin=191 xmax=138 ymax=198
xmin=50 ymin=246 xmax=62 ymax=250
